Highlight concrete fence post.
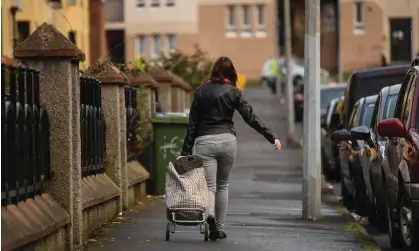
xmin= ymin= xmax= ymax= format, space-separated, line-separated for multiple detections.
xmin=84 ymin=60 xmax=129 ymax=212
xmin=148 ymin=65 xmax=173 ymax=113
xmin=15 ymin=22 xmax=86 ymax=248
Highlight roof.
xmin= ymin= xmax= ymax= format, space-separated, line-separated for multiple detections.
xmin=364 ymin=94 xmax=378 ymax=104
xmin=352 ymin=65 xmax=410 ymax=79
xmin=387 ymin=84 xmax=402 ymax=95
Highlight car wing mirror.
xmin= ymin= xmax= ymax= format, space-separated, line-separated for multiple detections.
xmin=350 ymin=125 xmax=375 ymax=147
xmin=331 ymin=129 xmax=352 ymax=142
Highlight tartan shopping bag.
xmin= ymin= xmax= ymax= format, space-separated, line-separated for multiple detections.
xmin=165 ymin=156 xmax=208 ymax=220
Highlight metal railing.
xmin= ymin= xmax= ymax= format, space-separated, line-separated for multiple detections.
xmin=1 ymin=63 xmax=51 ymax=206
xmin=125 ymin=86 xmax=139 ymax=161
xmin=80 ymin=77 xmax=106 ymax=177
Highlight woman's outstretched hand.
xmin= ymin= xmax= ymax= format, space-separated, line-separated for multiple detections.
xmin=274 ymin=139 xmax=281 ymax=150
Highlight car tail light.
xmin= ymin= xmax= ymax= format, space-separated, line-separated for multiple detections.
xmin=295 ymin=93 xmax=304 ymax=101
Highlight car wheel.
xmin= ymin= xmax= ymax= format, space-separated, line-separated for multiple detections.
xmin=387 ymin=190 xmax=402 ymax=248
xmin=399 ymin=191 xmax=419 ymax=250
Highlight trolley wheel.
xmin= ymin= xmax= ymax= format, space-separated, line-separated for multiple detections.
xmin=204 ymin=223 xmax=209 ymax=242
xmin=165 ymin=222 xmax=171 ymax=241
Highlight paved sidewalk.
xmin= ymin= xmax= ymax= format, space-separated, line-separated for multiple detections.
xmin=85 ymin=87 xmax=365 ymax=251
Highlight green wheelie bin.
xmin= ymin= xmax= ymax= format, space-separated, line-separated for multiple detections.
xmin=151 ymin=115 xmax=189 ymax=195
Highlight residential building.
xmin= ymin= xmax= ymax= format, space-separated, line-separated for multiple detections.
xmin=315 ymin=0 xmax=419 ymax=73
xmin=106 ymin=0 xmax=276 ymax=80
xmin=1 ymin=0 xmax=91 ymax=69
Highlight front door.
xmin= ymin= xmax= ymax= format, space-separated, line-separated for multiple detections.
xmin=389 ymin=18 xmax=412 ymax=63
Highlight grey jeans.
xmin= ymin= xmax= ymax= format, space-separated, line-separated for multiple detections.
xmin=194 ymin=133 xmax=237 ymax=230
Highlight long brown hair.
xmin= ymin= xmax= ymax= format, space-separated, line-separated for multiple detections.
xmin=209 ymin=56 xmax=238 ymax=86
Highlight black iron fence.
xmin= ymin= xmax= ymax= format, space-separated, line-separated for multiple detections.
xmin=80 ymin=77 xmax=106 ymax=177
xmin=125 ymin=86 xmax=139 ymax=161
xmin=1 ymin=63 xmax=51 ymax=206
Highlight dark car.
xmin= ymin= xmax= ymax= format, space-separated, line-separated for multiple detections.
xmin=331 ymin=95 xmax=377 ymax=213
xmin=349 ymin=84 xmax=400 ymax=232
xmin=342 ymin=65 xmax=410 ymax=128
xmin=295 ymin=82 xmax=346 ymax=122
xmin=321 ymin=96 xmax=344 ymax=180
xmin=378 ymin=65 xmax=419 ymax=249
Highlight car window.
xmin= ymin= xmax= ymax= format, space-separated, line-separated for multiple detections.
xmin=398 ymin=74 xmax=414 ymax=123
xmin=361 ymin=103 xmax=375 ymax=127
xmin=402 ymin=74 xmax=416 ymax=126
xmin=383 ymin=94 xmax=398 ymax=119
xmin=320 ymin=88 xmax=346 ymax=110
xmin=370 ymin=94 xmax=381 ymax=136
xmin=348 ymin=102 xmax=359 ymax=129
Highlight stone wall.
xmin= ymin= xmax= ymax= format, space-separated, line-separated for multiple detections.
xmin=1 ymin=22 xmax=193 ymax=251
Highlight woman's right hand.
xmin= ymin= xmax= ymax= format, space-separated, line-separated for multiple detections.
xmin=274 ymin=139 xmax=281 ymax=150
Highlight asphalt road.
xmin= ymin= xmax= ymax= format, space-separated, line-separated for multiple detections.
xmin=85 ymin=87 xmax=365 ymax=251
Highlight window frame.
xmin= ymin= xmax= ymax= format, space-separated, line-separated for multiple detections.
xmin=137 ymin=0 xmax=145 ymax=8
xmin=241 ymin=4 xmax=251 ymax=33
xmin=226 ymin=5 xmax=237 ymax=33
xmin=166 ymin=0 xmax=175 ymax=7
xmin=136 ymin=35 xmax=147 ymax=56
xmin=151 ymin=34 xmax=161 ymax=59
xmin=165 ymin=34 xmax=176 ymax=56
xmin=255 ymin=4 xmax=266 ymax=32
xmin=150 ymin=0 xmax=160 ymax=8
xmin=353 ymin=1 xmax=365 ymax=33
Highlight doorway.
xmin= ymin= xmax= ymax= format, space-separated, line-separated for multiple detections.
xmin=106 ymin=30 xmax=125 ymax=65
xmin=389 ymin=18 xmax=412 ymax=63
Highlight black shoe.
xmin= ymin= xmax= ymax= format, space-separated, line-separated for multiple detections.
xmin=207 ymin=215 xmax=216 ymax=230
xmin=209 ymin=231 xmax=227 ymax=241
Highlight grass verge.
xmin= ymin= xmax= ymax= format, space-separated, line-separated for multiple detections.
xmin=324 ymin=192 xmax=380 ymax=251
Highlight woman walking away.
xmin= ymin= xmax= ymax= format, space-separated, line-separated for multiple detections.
xmin=180 ymin=57 xmax=281 ymax=241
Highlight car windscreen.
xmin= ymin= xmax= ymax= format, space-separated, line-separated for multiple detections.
xmin=361 ymin=102 xmax=376 ymax=127
xmin=383 ymin=94 xmax=398 ymax=119
xmin=321 ymin=88 xmax=345 ymax=110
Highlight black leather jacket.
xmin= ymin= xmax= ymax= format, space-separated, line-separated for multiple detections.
xmin=180 ymin=81 xmax=278 ymax=155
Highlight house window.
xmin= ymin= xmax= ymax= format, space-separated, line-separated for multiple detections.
xmin=68 ymin=31 xmax=76 ymax=45
xmin=68 ymin=0 xmax=76 ymax=4
xmin=167 ymin=0 xmax=175 ymax=7
xmin=151 ymin=34 xmax=161 ymax=59
xmin=166 ymin=34 xmax=176 ymax=55
xmin=226 ymin=5 xmax=237 ymax=32
xmin=242 ymin=5 xmax=251 ymax=32
xmin=17 ymin=21 xmax=30 ymax=44
xmin=136 ymin=35 xmax=146 ymax=56
xmin=151 ymin=0 xmax=160 ymax=7
xmin=256 ymin=4 xmax=266 ymax=31
xmin=354 ymin=1 xmax=365 ymax=32
xmin=137 ymin=0 xmax=145 ymax=7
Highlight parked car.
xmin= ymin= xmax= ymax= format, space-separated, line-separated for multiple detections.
xmin=331 ymin=95 xmax=377 ymax=214
xmin=321 ymin=96 xmax=345 ymax=181
xmin=378 ymin=65 xmax=419 ymax=249
xmin=342 ymin=65 xmax=410 ymax=128
xmin=295 ymin=82 xmax=345 ymax=122
xmin=279 ymin=58 xmax=330 ymax=89
xmin=349 ymin=84 xmax=400 ymax=232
